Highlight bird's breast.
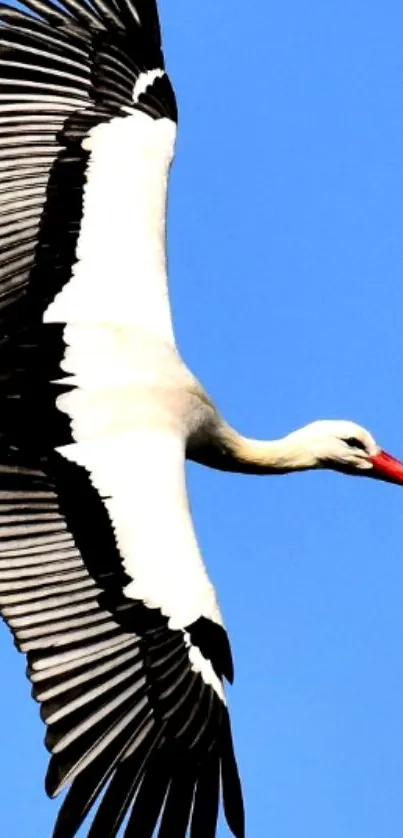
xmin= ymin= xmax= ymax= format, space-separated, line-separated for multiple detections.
xmin=51 ymin=322 xmax=210 ymax=444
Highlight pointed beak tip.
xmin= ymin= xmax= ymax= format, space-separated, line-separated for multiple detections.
xmin=370 ymin=450 xmax=403 ymax=486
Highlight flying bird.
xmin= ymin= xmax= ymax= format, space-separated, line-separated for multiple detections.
xmin=0 ymin=1 xmax=402 ymax=836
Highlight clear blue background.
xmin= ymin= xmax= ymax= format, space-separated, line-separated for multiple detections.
xmin=1 ymin=1 xmax=403 ymax=836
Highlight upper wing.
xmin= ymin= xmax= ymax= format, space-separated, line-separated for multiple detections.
xmin=0 ymin=0 xmax=177 ymax=341
xmin=0 ymin=442 xmax=243 ymax=838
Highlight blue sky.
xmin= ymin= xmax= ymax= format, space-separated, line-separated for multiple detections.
xmin=1 ymin=1 xmax=403 ymax=836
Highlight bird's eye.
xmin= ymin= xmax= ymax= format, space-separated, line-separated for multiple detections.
xmin=344 ymin=437 xmax=367 ymax=451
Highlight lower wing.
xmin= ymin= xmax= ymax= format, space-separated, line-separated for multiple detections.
xmin=0 ymin=447 xmax=244 ymax=838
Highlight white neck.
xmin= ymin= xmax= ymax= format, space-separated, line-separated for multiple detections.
xmin=193 ymin=423 xmax=318 ymax=475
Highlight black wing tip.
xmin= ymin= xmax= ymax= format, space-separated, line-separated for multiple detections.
xmin=47 ymin=706 xmax=244 ymax=838
xmin=221 ymin=709 xmax=246 ymax=838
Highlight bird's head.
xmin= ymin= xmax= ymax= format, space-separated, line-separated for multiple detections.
xmin=286 ymin=420 xmax=403 ymax=484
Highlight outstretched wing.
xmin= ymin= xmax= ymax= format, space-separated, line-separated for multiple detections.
xmin=0 ymin=0 xmax=245 ymax=836
xmin=0 ymin=441 xmax=243 ymax=838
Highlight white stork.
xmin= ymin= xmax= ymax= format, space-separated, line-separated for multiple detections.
xmin=0 ymin=1 xmax=402 ymax=836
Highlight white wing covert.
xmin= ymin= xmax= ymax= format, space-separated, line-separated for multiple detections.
xmin=0 ymin=0 xmax=245 ymax=836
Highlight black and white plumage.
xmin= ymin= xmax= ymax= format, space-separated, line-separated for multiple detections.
xmin=0 ymin=1 xmax=243 ymax=836
xmin=2 ymin=1 xmax=403 ymax=836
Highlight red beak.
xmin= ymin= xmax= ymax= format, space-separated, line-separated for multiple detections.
xmin=370 ymin=450 xmax=403 ymax=485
